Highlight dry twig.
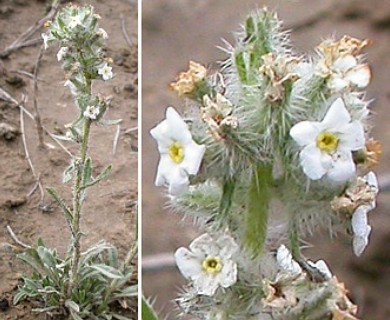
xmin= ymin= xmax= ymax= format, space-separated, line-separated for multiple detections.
xmin=0 ymin=0 xmax=60 ymax=58
xmin=112 ymin=124 xmax=121 ymax=155
xmin=20 ymin=101 xmax=45 ymax=204
xmin=6 ymin=225 xmax=31 ymax=249
xmin=120 ymin=14 xmax=133 ymax=48
xmin=32 ymin=45 xmax=45 ymax=147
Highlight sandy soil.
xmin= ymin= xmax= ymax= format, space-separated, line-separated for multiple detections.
xmin=142 ymin=0 xmax=390 ymax=319
xmin=0 ymin=0 xmax=138 ymax=319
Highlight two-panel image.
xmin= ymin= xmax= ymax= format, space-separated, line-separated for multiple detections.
xmin=0 ymin=0 xmax=388 ymax=319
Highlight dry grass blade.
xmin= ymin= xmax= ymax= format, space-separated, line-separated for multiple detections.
xmin=6 ymin=225 xmax=31 ymax=249
xmin=32 ymin=45 xmax=45 ymax=147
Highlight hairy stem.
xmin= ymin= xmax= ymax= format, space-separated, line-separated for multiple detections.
xmin=67 ymin=78 xmax=92 ymax=299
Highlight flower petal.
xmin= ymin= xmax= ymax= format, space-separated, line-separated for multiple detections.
xmin=219 ymin=260 xmax=237 ymax=288
xmin=351 ymin=206 xmax=370 ymax=236
xmin=217 ymin=234 xmax=239 ymax=258
xmin=322 ymin=98 xmax=351 ymax=129
xmin=365 ymin=171 xmax=379 ymax=192
xmin=307 ymin=259 xmax=332 ymax=280
xmin=155 ymin=155 xmax=189 ymax=195
xmin=290 ymin=121 xmax=321 ymax=147
xmin=333 ymin=55 xmax=357 ymax=72
xmin=174 ymin=247 xmax=203 ymax=279
xmin=276 ymin=245 xmax=302 ymax=275
xmin=165 ymin=107 xmax=192 ymax=144
xmin=299 ymin=145 xmax=329 ymax=180
xmin=328 ymin=76 xmax=349 ymax=92
xmin=189 ymin=233 xmax=217 ymax=256
xmin=345 ymin=64 xmax=371 ymax=88
xmin=327 ymin=150 xmax=355 ymax=182
xmin=353 ymin=226 xmax=371 ymax=257
xmin=339 ymin=121 xmax=365 ymax=151
xmin=194 ymin=274 xmax=220 ymax=296
xmin=182 ymin=142 xmax=206 ymax=176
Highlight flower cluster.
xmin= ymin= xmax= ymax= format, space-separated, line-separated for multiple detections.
xmin=150 ymin=8 xmax=380 ymax=320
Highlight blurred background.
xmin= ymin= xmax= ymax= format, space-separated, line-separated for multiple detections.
xmin=142 ymin=0 xmax=390 ymax=318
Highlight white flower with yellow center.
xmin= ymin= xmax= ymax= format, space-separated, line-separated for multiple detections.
xmin=290 ymin=98 xmax=365 ymax=182
xmin=57 ymin=47 xmax=69 ymax=61
xmin=150 ymin=107 xmax=206 ymax=196
xmin=328 ymin=55 xmax=371 ymax=92
xmin=351 ymin=171 xmax=378 ymax=256
xmin=98 ymin=63 xmax=113 ymax=81
xmin=83 ymin=105 xmax=100 ymax=120
xmin=174 ymin=233 xmax=238 ymax=296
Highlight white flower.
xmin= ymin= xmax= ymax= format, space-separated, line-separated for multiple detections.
xmin=97 ymin=28 xmax=108 ymax=39
xmin=150 ymin=107 xmax=206 ymax=195
xmin=41 ymin=33 xmax=50 ymax=50
xmin=98 ymin=63 xmax=113 ymax=81
xmin=57 ymin=47 xmax=69 ymax=61
xmin=64 ymin=79 xmax=77 ymax=95
xmin=68 ymin=15 xmax=82 ymax=29
xmin=307 ymin=259 xmax=332 ymax=280
xmin=83 ymin=105 xmax=100 ymax=120
xmin=351 ymin=171 xmax=378 ymax=256
xmin=276 ymin=245 xmax=302 ymax=275
xmin=290 ymin=98 xmax=365 ymax=182
xmin=174 ymin=233 xmax=239 ymax=296
xmin=328 ymin=55 xmax=371 ymax=92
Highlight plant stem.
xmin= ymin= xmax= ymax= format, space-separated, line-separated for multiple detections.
xmin=67 ymin=79 xmax=92 ymax=299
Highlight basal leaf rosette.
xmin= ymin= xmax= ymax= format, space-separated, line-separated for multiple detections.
xmin=150 ymin=107 xmax=206 ymax=196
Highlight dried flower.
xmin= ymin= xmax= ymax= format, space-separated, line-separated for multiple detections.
xmin=363 ymin=138 xmax=382 ymax=168
xmin=170 ymin=61 xmax=207 ymax=97
xmin=259 ymin=52 xmax=300 ymax=102
xmin=201 ymin=93 xmax=238 ymax=141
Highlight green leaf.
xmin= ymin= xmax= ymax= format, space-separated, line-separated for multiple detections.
xmin=244 ymin=164 xmax=272 ymax=257
xmin=13 ymin=291 xmax=27 ymax=305
xmin=235 ymin=52 xmax=248 ymax=84
xmin=17 ymin=248 xmax=44 ymax=274
xmin=37 ymin=246 xmax=57 ymax=267
xmin=113 ymin=284 xmax=138 ymax=299
xmin=142 ymin=297 xmax=160 ymax=320
xmin=46 ymin=187 xmax=73 ymax=225
xmin=245 ymin=16 xmax=255 ymax=40
xmin=65 ymin=300 xmax=80 ymax=313
xmin=81 ymin=165 xmax=112 ymax=190
xmin=99 ymin=119 xmax=123 ymax=126
xmin=90 ymin=264 xmax=124 ymax=279
xmin=82 ymin=158 xmax=92 ymax=188
xmin=107 ymin=246 xmax=119 ymax=268
xmin=218 ymin=178 xmax=236 ymax=225
xmin=63 ymin=161 xmax=76 ymax=183
xmin=69 ymin=309 xmax=83 ymax=320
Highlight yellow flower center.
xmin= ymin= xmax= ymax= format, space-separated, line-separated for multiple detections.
xmin=202 ymin=256 xmax=223 ymax=275
xmin=316 ymin=132 xmax=339 ymax=153
xmin=169 ymin=141 xmax=184 ymax=163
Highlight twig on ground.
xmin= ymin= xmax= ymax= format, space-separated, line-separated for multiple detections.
xmin=0 ymin=0 xmax=60 ymax=58
xmin=32 ymin=45 xmax=46 ymax=147
xmin=120 ymin=14 xmax=133 ymax=48
xmin=27 ymin=176 xmax=41 ymax=198
xmin=124 ymin=126 xmax=137 ymax=134
xmin=112 ymin=124 xmax=121 ymax=155
xmin=6 ymin=225 xmax=31 ymax=249
xmin=0 ymin=38 xmax=43 ymax=58
xmin=20 ymin=102 xmax=45 ymax=204
xmin=10 ymin=69 xmax=45 ymax=82
xmin=1 ymin=87 xmax=74 ymax=157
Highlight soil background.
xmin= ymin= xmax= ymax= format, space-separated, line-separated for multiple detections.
xmin=142 ymin=0 xmax=390 ymax=319
xmin=0 ymin=0 xmax=138 ymax=319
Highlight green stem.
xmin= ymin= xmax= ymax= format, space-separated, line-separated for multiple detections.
xmin=67 ymin=78 xmax=92 ymax=299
